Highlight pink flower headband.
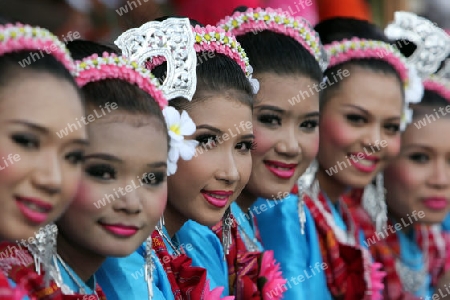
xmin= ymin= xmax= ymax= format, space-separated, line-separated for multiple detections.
xmin=325 ymin=38 xmax=409 ymax=85
xmin=423 ymin=77 xmax=450 ymax=102
xmin=75 ymin=52 xmax=168 ymax=109
xmin=0 ymin=23 xmax=75 ymax=74
xmin=216 ymin=7 xmax=328 ymax=71
xmin=146 ymin=24 xmax=259 ymax=94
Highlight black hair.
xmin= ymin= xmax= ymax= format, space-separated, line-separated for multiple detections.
xmin=149 ymin=16 xmax=254 ymax=112
xmin=233 ymin=7 xmax=322 ymax=83
xmin=0 ymin=21 xmax=81 ymax=98
xmin=66 ymin=40 xmax=168 ymax=139
xmin=315 ymin=17 xmax=405 ymax=108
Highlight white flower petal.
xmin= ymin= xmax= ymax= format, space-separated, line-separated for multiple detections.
xmin=167 ymin=159 xmax=178 ymax=176
xmin=163 ymin=106 xmax=181 ymax=126
xmin=179 ymin=110 xmax=197 ymax=135
xmin=179 ymin=140 xmax=199 ymax=160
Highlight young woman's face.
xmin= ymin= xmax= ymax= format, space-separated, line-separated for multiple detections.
xmin=318 ymin=66 xmax=403 ymax=188
xmin=243 ymin=73 xmax=320 ymax=200
xmin=385 ymin=116 xmax=450 ymax=224
xmin=167 ymin=96 xmax=254 ymax=227
xmin=0 ymin=72 xmax=87 ymax=241
xmin=56 ymin=111 xmax=168 ymax=256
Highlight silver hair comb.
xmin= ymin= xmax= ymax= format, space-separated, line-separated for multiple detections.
xmin=115 ymin=18 xmax=197 ymax=101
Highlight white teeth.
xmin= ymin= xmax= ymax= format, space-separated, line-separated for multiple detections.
xmin=358 ymin=159 xmax=375 ymax=166
xmin=24 ymin=202 xmax=46 ymax=213
xmin=269 ymin=164 xmax=291 ymax=170
xmin=207 ymin=193 xmax=226 ymax=199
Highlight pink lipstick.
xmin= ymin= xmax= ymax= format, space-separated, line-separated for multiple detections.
xmin=15 ymin=196 xmax=53 ymax=224
xmin=348 ymin=153 xmax=379 ymax=173
xmin=101 ymin=224 xmax=139 ymax=237
xmin=423 ymin=197 xmax=449 ymax=210
xmin=201 ymin=190 xmax=233 ymax=208
xmin=264 ymin=160 xmax=298 ymax=179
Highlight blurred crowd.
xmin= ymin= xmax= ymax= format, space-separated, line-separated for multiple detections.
xmin=1 ymin=0 xmax=449 ymax=43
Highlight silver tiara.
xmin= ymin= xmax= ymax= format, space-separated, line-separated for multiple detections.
xmin=385 ymin=11 xmax=450 ymax=79
xmin=115 ymin=18 xmax=197 ymax=101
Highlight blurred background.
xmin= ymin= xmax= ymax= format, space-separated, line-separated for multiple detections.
xmin=0 ymin=0 xmax=448 ymax=43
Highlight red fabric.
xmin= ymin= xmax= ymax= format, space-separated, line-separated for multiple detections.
xmin=304 ymin=191 xmax=368 ymax=299
xmin=172 ymin=0 xmax=263 ymax=26
xmin=213 ymin=216 xmax=261 ymax=300
xmin=345 ymin=189 xmax=420 ymax=300
xmin=150 ymin=230 xmax=208 ymax=299
xmin=317 ymin=0 xmax=372 ymax=22
xmin=0 ymin=242 xmax=106 ymax=300
xmin=415 ymin=224 xmax=450 ymax=287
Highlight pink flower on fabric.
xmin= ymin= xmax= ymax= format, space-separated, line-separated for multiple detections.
xmin=203 ymin=280 xmax=235 ymax=300
xmin=259 ymin=250 xmax=287 ymax=300
xmin=370 ymin=262 xmax=386 ymax=300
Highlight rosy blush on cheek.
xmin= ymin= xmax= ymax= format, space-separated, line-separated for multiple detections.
xmin=320 ymin=117 xmax=354 ymax=149
xmin=252 ymin=127 xmax=274 ymax=157
xmin=71 ymin=181 xmax=103 ymax=210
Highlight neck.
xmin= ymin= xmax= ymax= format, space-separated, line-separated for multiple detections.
xmin=236 ymin=189 xmax=257 ymax=214
xmin=316 ymin=166 xmax=348 ymax=203
xmin=163 ymin=202 xmax=187 ymax=238
xmin=387 ymin=210 xmax=415 ymax=235
xmin=56 ymin=231 xmax=105 ymax=282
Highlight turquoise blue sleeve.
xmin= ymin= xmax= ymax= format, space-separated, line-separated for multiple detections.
xmin=95 ymin=248 xmax=174 ymax=300
xmin=176 ymin=220 xmax=229 ymax=297
xmin=253 ymin=194 xmax=332 ymax=300
xmin=443 ymin=213 xmax=450 ymax=232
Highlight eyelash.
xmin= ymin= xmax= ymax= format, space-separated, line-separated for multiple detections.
xmin=236 ymin=141 xmax=257 ymax=152
xmin=12 ymin=133 xmax=39 ymax=149
xmin=300 ymin=119 xmax=319 ymax=131
xmin=12 ymin=134 xmax=84 ymax=165
xmin=346 ymin=114 xmax=366 ymax=124
xmin=65 ymin=151 xmax=85 ymax=165
xmin=258 ymin=114 xmax=281 ymax=126
xmin=85 ymin=164 xmax=116 ymax=181
xmin=141 ymin=172 xmax=166 ymax=186
xmin=196 ymin=134 xmax=218 ymax=147
xmin=409 ymin=153 xmax=429 ymax=164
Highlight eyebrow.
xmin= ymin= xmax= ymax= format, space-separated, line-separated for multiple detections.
xmin=9 ymin=120 xmax=50 ymax=134
xmin=83 ymin=153 xmax=123 ymax=163
xmin=196 ymin=125 xmax=223 ymax=134
xmin=402 ymin=144 xmax=434 ymax=152
xmin=147 ymin=161 xmax=167 ymax=168
xmin=342 ymin=104 xmax=400 ymax=121
xmin=255 ymin=105 xmax=285 ymax=114
xmin=304 ymin=111 xmax=320 ymax=118
xmin=241 ymin=134 xmax=255 ymax=139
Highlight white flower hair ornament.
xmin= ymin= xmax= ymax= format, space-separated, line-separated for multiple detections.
xmin=163 ymin=107 xmax=199 ymax=175
xmin=115 ymin=18 xmax=201 ymax=176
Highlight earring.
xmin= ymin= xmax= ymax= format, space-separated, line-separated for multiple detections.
xmin=362 ymin=172 xmax=387 ymax=232
xmin=144 ymin=236 xmax=154 ymax=300
xmin=222 ymin=206 xmax=233 ymax=256
xmin=297 ymin=160 xmax=318 ymax=234
xmin=26 ymin=223 xmax=58 ymax=287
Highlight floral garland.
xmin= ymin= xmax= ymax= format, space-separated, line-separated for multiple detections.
xmin=0 ymin=23 xmax=75 ymax=74
xmin=150 ymin=230 xmax=233 ymax=299
xmin=213 ymin=215 xmax=286 ymax=300
xmin=216 ymin=7 xmax=327 ymax=72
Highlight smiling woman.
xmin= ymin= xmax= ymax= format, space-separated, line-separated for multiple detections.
xmin=0 ymin=22 xmax=87 ymax=300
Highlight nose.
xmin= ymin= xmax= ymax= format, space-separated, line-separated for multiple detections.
xmin=32 ymin=150 xmax=62 ymax=195
xmin=275 ymin=126 xmax=301 ymax=157
xmin=428 ymin=160 xmax=450 ymax=189
xmin=215 ymin=151 xmax=240 ymax=184
xmin=362 ymin=125 xmax=381 ymax=149
xmin=113 ymin=185 xmax=143 ymax=214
